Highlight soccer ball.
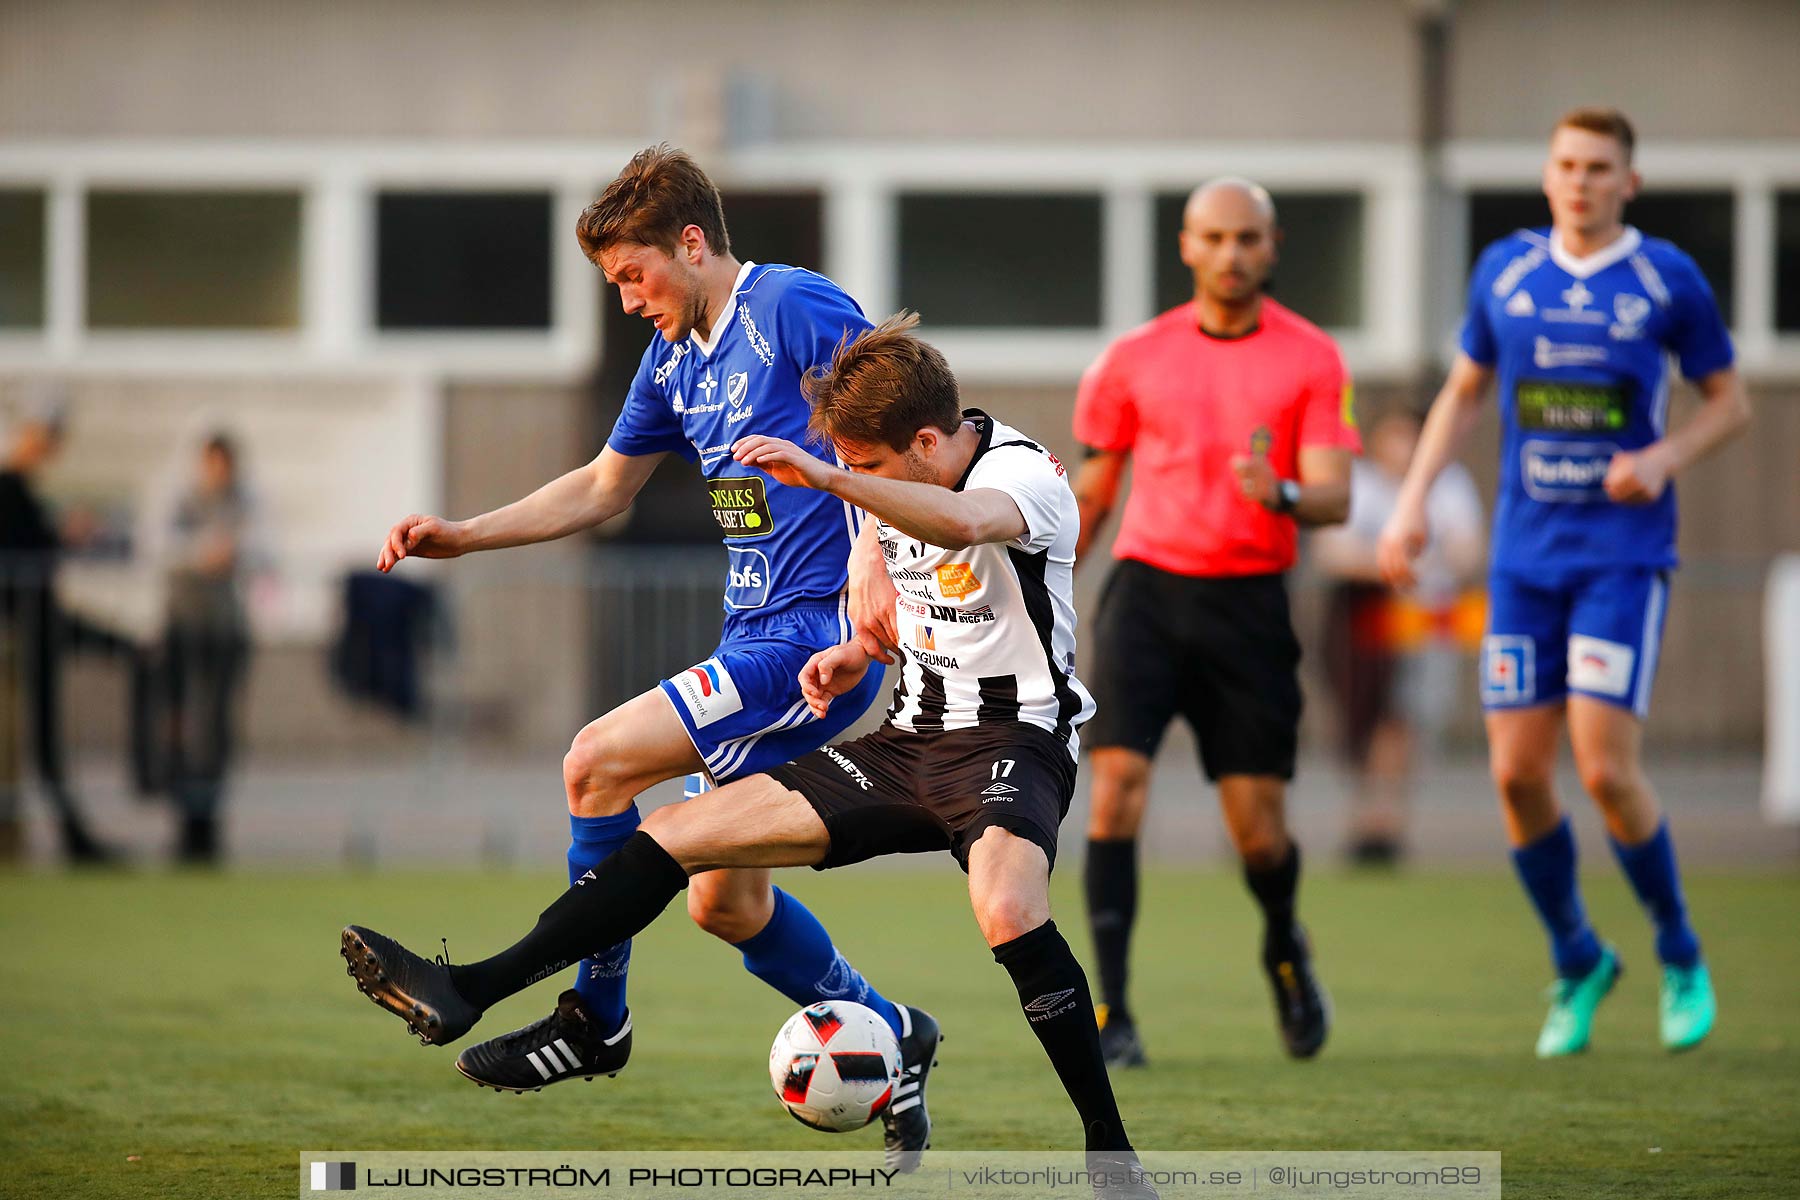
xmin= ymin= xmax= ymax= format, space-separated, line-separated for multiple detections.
xmin=768 ymin=1001 xmax=902 ymax=1132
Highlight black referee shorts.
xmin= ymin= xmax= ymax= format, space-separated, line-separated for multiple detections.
xmin=765 ymin=722 xmax=1076 ymax=873
xmin=1086 ymin=559 xmax=1302 ymax=781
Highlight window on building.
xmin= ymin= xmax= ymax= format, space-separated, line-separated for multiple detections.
xmin=719 ymin=190 xmax=824 ymax=273
xmin=376 ymin=191 xmax=553 ymax=330
xmin=898 ymin=192 xmax=1102 ymax=328
xmin=1776 ymin=191 xmax=1800 ymax=333
xmin=1466 ymin=190 xmax=1735 ymax=325
xmin=0 ymin=190 xmax=45 ymax=328
xmin=86 ymin=190 xmax=302 ymax=330
xmin=1154 ymin=190 xmax=1364 ymax=327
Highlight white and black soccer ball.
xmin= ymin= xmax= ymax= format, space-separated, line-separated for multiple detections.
xmin=768 ymin=1001 xmax=902 ymax=1132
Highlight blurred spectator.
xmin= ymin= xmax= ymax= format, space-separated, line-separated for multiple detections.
xmin=154 ymin=432 xmax=262 ymax=864
xmin=0 ymin=400 xmax=120 ymax=864
xmin=1311 ymin=409 xmax=1485 ymax=864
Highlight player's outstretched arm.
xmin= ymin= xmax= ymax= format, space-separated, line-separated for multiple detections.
xmin=1378 ymin=353 xmax=1493 ymax=590
xmin=846 ymin=520 xmax=900 ymax=665
xmin=376 ymin=447 xmax=664 ymax=571
xmin=1603 ymin=366 xmax=1750 ymax=505
xmin=732 ymin=435 xmax=1026 ymax=551
xmin=799 ymin=642 xmax=874 ymax=719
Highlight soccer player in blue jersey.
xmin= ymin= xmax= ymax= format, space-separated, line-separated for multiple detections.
xmin=361 ymin=146 xmax=937 ymax=1161
xmin=1379 ymin=108 xmax=1749 ymax=1057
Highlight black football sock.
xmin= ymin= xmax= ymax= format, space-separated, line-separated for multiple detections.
xmin=1083 ymin=838 xmax=1138 ymax=1019
xmin=450 ymin=832 xmax=689 ymax=1011
xmin=992 ymin=920 xmax=1131 ymax=1152
xmin=1245 ymin=840 xmax=1302 ymax=964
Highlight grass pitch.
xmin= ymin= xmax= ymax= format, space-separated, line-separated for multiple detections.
xmin=3 ymin=865 xmax=1796 ymax=1199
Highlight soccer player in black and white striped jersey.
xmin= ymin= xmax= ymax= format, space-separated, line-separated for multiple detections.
xmin=336 ymin=313 xmax=1154 ymax=1197
xmin=849 ymin=399 xmax=1094 ymax=754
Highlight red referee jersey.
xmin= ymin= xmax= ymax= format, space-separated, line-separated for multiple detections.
xmin=1074 ymin=297 xmax=1361 ymax=577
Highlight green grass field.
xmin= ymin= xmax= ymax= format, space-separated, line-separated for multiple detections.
xmin=3 ymin=866 xmax=1796 ymax=1199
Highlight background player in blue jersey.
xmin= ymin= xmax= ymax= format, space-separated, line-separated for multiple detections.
xmin=364 ymin=147 xmax=937 ymax=1161
xmin=1379 ymin=109 xmax=1750 ymax=1057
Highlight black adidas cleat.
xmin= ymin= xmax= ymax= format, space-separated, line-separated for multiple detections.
xmin=341 ymin=925 xmax=482 ymax=1046
xmin=1263 ymin=926 xmax=1330 ymax=1060
xmin=1097 ymin=1004 xmax=1148 ymax=1069
xmin=881 ymin=1005 xmax=939 ymax=1172
xmin=454 ymin=990 xmax=632 ymax=1093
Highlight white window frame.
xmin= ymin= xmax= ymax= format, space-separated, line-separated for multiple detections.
xmin=758 ymin=141 xmax=1417 ymax=383
xmin=0 ymin=141 xmax=637 ymax=380
xmin=9 ymin=138 xmax=1800 ymax=380
xmin=79 ymin=177 xmax=312 ymax=352
xmin=0 ymin=138 xmax=1420 ymax=385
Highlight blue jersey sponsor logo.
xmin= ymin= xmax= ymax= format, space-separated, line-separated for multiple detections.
xmin=725 ymin=547 xmax=771 ymax=609
xmin=1520 ymin=439 xmax=1616 ymax=502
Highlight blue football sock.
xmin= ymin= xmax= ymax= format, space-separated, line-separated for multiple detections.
xmin=735 ymin=886 xmax=904 ymax=1039
xmin=566 ymin=806 xmax=641 ymax=1033
xmin=1609 ymin=821 xmax=1701 ymax=969
xmin=1511 ymin=817 xmax=1604 ymax=979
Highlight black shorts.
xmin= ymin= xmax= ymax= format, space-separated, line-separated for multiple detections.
xmin=1086 ymin=560 xmax=1301 ymax=781
xmin=765 ymin=722 xmax=1077 ymax=873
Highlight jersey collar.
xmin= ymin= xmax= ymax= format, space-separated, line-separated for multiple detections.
xmin=951 ymin=409 xmax=995 ymax=493
xmin=689 ymin=260 xmax=757 ymax=358
xmin=1549 ymin=226 xmax=1641 ymax=279
xmin=1191 ymin=297 xmax=1264 ymax=340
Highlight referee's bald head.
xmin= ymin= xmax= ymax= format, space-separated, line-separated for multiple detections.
xmin=1183 ymin=178 xmax=1277 ymax=232
xmin=1179 ymin=177 xmax=1280 ymax=309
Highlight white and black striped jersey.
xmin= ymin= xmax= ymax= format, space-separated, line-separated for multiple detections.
xmin=878 ymin=411 xmax=1096 ymax=757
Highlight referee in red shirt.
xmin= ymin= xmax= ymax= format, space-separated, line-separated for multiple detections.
xmin=1073 ymin=179 xmax=1359 ymax=1066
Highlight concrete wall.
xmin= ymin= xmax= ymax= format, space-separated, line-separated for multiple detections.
xmin=9 ymin=1 xmax=1795 ymax=145
xmin=1448 ymin=0 xmax=1800 ymax=139
xmin=2 ymin=0 xmax=1416 ymax=142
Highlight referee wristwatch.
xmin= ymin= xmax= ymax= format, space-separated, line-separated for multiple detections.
xmin=1272 ymin=479 xmax=1301 ymax=515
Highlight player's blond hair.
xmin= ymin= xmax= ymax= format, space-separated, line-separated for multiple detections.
xmin=1554 ymin=107 xmax=1636 ymax=162
xmin=802 ymin=312 xmax=962 ymax=453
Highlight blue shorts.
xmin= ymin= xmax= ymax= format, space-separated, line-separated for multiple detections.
xmin=1480 ymin=566 xmax=1670 ymax=718
xmin=661 ymin=601 xmax=884 ymax=786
